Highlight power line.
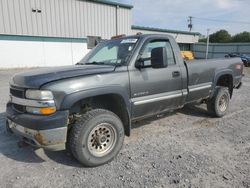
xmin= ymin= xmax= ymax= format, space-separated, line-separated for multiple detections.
xmin=193 ymin=17 xmax=250 ymax=25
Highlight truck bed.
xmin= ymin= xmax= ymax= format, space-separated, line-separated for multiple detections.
xmin=185 ymin=57 xmax=243 ymax=102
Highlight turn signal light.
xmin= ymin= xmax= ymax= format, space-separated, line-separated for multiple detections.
xmin=40 ymin=107 xmax=56 ymax=115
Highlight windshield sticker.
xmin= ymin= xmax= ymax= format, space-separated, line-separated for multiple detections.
xmin=128 ymin=46 xmax=132 ymax=51
xmin=121 ymin=39 xmax=138 ymax=44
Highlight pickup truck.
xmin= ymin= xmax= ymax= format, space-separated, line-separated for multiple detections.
xmin=6 ymin=34 xmax=243 ymax=166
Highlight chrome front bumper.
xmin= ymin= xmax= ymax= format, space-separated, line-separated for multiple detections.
xmin=7 ymin=119 xmax=67 ymax=151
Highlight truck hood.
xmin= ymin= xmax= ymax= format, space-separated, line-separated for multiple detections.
xmin=10 ymin=65 xmax=116 ymax=89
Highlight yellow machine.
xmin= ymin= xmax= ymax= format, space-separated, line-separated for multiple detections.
xmin=181 ymin=51 xmax=195 ymax=60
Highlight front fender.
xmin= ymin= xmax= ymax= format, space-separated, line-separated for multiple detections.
xmin=59 ymin=85 xmax=131 ymax=111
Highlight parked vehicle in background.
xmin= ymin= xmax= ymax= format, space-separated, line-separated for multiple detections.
xmin=225 ymin=53 xmax=250 ymax=67
xmin=6 ymin=34 xmax=243 ymax=167
xmin=241 ymin=54 xmax=250 ymax=67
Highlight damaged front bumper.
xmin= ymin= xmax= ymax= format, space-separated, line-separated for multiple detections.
xmin=6 ymin=103 xmax=69 ymax=151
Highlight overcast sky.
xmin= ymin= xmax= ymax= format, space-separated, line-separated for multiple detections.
xmin=116 ymin=0 xmax=250 ymax=35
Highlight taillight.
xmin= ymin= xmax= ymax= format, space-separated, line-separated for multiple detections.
xmin=235 ymin=63 xmax=243 ymax=75
xmin=235 ymin=64 xmax=242 ymax=70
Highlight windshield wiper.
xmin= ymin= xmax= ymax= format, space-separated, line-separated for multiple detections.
xmin=76 ymin=61 xmax=104 ymax=65
xmin=85 ymin=61 xmax=105 ymax=65
xmin=85 ymin=61 xmax=118 ymax=66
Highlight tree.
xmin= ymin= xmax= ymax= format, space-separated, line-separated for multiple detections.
xmin=199 ymin=38 xmax=207 ymax=43
xmin=209 ymin=30 xmax=231 ymax=43
xmin=231 ymin=32 xmax=250 ymax=42
xmin=198 ymin=30 xmax=231 ymax=43
xmin=198 ymin=30 xmax=250 ymax=43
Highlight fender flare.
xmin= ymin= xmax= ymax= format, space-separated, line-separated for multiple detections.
xmin=60 ymin=85 xmax=130 ymax=110
xmin=59 ymin=85 xmax=132 ymax=136
xmin=210 ymin=69 xmax=233 ymax=97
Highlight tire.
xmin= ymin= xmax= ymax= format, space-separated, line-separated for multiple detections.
xmin=207 ymin=87 xmax=230 ymax=117
xmin=243 ymin=61 xmax=248 ymax=67
xmin=69 ymin=109 xmax=124 ymax=167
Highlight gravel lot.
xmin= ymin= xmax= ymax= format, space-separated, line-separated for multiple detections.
xmin=0 ymin=68 xmax=249 ymax=188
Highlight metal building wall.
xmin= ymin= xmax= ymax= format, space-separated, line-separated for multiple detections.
xmin=131 ymin=28 xmax=199 ymax=44
xmin=192 ymin=43 xmax=250 ymax=59
xmin=0 ymin=36 xmax=89 ymax=68
xmin=117 ymin=7 xmax=131 ymax=35
xmin=0 ymin=0 xmax=132 ymax=39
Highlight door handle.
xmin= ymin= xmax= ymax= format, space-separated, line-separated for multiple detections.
xmin=172 ymin=71 xmax=180 ymax=77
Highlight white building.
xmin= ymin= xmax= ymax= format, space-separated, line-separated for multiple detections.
xmin=0 ymin=0 xmax=200 ymax=68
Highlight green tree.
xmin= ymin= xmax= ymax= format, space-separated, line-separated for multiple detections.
xmin=199 ymin=30 xmax=232 ymax=43
xmin=199 ymin=38 xmax=207 ymax=43
xmin=209 ymin=30 xmax=231 ymax=43
xmin=231 ymin=32 xmax=250 ymax=42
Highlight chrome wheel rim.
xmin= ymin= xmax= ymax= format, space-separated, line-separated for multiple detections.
xmin=87 ymin=123 xmax=117 ymax=157
xmin=218 ymin=94 xmax=228 ymax=112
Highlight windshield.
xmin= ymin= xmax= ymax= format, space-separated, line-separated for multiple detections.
xmin=79 ymin=38 xmax=139 ymax=66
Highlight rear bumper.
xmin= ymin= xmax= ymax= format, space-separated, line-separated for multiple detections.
xmin=235 ymin=82 xmax=242 ymax=89
xmin=234 ymin=75 xmax=243 ymax=89
xmin=6 ymin=103 xmax=69 ymax=151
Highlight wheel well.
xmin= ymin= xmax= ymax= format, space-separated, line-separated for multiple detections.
xmin=216 ymin=74 xmax=233 ymax=97
xmin=69 ymin=94 xmax=131 ymax=136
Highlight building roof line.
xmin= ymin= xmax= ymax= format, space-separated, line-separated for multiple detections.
xmin=132 ymin=25 xmax=201 ymax=36
xmin=89 ymin=0 xmax=133 ymax=9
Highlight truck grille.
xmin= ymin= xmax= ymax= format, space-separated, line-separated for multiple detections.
xmin=10 ymin=86 xmax=26 ymax=113
xmin=13 ymin=104 xmax=26 ymax=113
xmin=10 ymin=87 xmax=25 ymax=98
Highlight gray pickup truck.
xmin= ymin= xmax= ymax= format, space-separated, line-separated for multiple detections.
xmin=6 ymin=34 xmax=243 ymax=166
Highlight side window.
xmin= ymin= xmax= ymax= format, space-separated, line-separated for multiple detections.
xmin=141 ymin=40 xmax=175 ymax=66
xmin=165 ymin=42 xmax=175 ymax=65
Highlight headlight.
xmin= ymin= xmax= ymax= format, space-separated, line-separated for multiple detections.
xmin=25 ymin=90 xmax=55 ymax=115
xmin=25 ymin=90 xmax=54 ymax=100
xmin=26 ymin=106 xmax=56 ymax=115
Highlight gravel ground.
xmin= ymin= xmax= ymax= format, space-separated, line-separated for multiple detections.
xmin=0 ymin=68 xmax=249 ymax=188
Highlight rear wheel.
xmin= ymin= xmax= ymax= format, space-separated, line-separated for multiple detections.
xmin=207 ymin=87 xmax=230 ymax=117
xmin=243 ymin=60 xmax=248 ymax=67
xmin=69 ymin=109 xmax=124 ymax=167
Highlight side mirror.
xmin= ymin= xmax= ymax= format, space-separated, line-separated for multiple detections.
xmin=151 ymin=47 xmax=167 ymax=68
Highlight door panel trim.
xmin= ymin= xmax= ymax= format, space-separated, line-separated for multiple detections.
xmin=131 ymin=90 xmax=185 ymax=105
xmin=189 ymin=82 xmax=212 ymax=92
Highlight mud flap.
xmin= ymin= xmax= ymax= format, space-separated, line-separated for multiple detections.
xmin=5 ymin=119 xmax=13 ymax=134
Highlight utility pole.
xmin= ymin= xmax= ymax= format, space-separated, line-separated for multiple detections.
xmin=205 ymin=29 xmax=210 ymax=60
xmin=116 ymin=5 xmax=119 ymax=35
xmin=188 ymin=16 xmax=193 ymax=32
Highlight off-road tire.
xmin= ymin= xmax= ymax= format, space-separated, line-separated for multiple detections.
xmin=69 ymin=109 xmax=124 ymax=167
xmin=207 ymin=87 xmax=230 ymax=117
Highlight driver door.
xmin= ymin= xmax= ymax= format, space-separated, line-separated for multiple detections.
xmin=129 ymin=39 xmax=183 ymax=119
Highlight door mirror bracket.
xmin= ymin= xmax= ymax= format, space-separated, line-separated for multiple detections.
xmin=135 ymin=58 xmax=152 ymax=69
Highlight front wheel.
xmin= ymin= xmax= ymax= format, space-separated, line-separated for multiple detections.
xmin=69 ymin=109 xmax=124 ymax=167
xmin=207 ymin=87 xmax=230 ymax=117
